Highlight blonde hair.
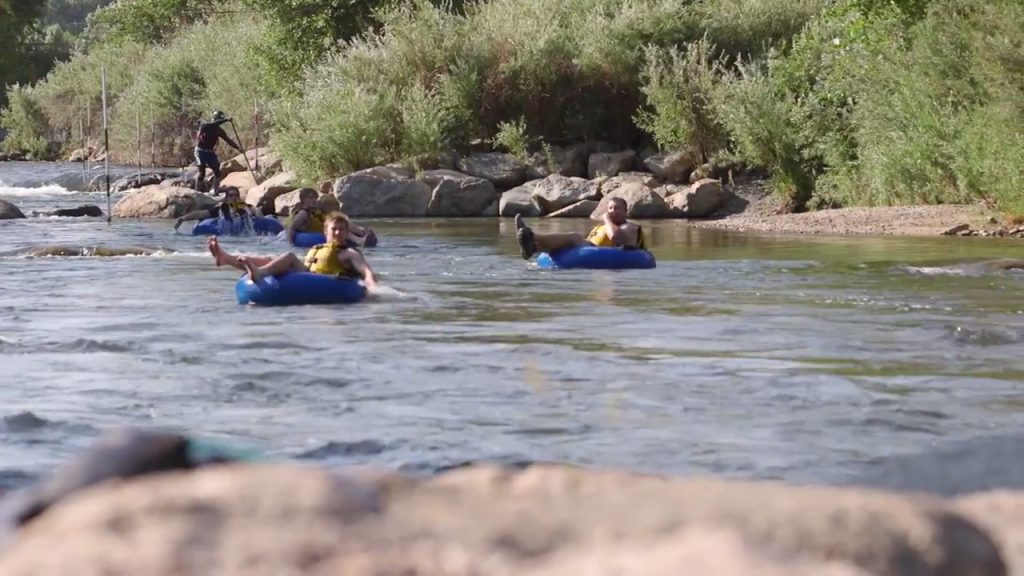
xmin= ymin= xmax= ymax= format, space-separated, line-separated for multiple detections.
xmin=323 ymin=211 xmax=351 ymax=230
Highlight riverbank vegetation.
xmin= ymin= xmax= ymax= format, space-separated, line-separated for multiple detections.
xmin=2 ymin=0 xmax=1021 ymax=214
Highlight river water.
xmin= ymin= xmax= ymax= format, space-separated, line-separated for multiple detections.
xmin=1 ymin=161 xmax=1022 ymax=493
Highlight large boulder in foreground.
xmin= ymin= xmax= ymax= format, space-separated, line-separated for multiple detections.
xmin=424 ymin=172 xmax=497 ymax=217
xmin=0 ymin=463 xmax=1005 ymax=576
xmin=332 ymin=173 xmax=431 ymax=217
xmin=590 ymin=182 xmax=670 ymax=219
xmin=0 ymin=199 xmax=26 ymax=219
xmin=113 ymin=186 xmax=215 ymax=218
xmin=457 ymin=152 xmax=527 ymax=189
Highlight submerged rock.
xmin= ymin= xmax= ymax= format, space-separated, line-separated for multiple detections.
xmin=0 ymin=199 xmax=26 ymax=220
xmin=43 ymin=204 xmax=103 ymax=218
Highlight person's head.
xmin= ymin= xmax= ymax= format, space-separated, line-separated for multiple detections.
xmin=323 ymin=211 xmax=351 ymax=244
xmin=222 ymin=186 xmax=241 ymax=200
xmin=297 ymin=187 xmax=319 ymax=208
xmin=212 ymin=110 xmax=227 ymax=122
xmin=606 ymin=196 xmax=628 ymax=224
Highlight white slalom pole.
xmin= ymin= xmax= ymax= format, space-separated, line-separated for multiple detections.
xmin=102 ymin=67 xmax=111 ymax=224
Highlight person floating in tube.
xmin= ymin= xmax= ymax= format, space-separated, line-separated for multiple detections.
xmin=194 ymin=110 xmax=242 ymax=195
xmin=174 ymin=186 xmax=256 ymax=233
xmin=285 ymin=187 xmax=378 ymax=248
xmin=512 ymin=196 xmax=647 ymax=259
xmin=208 ymin=210 xmax=381 ymax=293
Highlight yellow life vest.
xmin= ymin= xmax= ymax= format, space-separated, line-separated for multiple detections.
xmin=224 ymin=199 xmax=248 ymax=213
xmin=303 ymin=243 xmax=358 ymax=278
xmin=586 ymin=223 xmax=646 ymax=249
xmin=286 ymin=207 xmax=326 ymax=233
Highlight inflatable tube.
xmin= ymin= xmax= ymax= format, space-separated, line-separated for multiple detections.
xmin=192 ymin=216 xmax=283 ymax=237
xmin=292 ymin=231 xmax=326 ymax=248
xmin=286 ymin=231 xmax=378 ymax=249
xmin=235 ymin=272 xmax=367 ymax=306
xmin=535 ymin=246 xmax=657 ymax=270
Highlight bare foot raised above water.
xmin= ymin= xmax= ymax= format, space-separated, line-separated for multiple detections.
xmin=207 ymin=236 xmax=227 ymax=267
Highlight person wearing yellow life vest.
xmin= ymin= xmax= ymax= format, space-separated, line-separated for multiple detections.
xmin=513 ymin=196 xmax=647 ymax=259
xmin=207 ymin=211 xmax=380 ymax=292
xmin=174 ymin=186 xmax=256 ymax=232
xmin=285 ymin=187 xmax=378 ymax=248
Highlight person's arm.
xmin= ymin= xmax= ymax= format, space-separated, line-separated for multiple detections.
xmin=219 ymin=127 xmax=242 ymax=152
xmin=602 ymin=213 xmax=627 ymax=246
xmin=286 ymin=210 xmax=309 ymax=244
xmin=343 ymin=249 xmax=378 ymax=290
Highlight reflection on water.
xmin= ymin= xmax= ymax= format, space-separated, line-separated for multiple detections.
xmin=1 ymin=161 xmax=1023 ymax=492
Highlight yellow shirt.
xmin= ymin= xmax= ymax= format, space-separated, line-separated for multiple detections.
xmin=586 ymin=223 xmax=646 ymax=249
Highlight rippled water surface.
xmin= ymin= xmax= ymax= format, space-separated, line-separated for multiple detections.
xmin=1 ymin=162 xmax=1023 ymax=490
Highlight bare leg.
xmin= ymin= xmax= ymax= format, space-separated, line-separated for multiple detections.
xmin=210 ymin=168 xmax=222 ymax=196
xmin=534 ymin=233 xmax=588 ymax=253
xmin=207 ymin=236 xmax=273 ymax=270
xmin=513 ymin=214 xmax=587 ymax=258
xmin=240 ymin=252 xmax=307 ymax=283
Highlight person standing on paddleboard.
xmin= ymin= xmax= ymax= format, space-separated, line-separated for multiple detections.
xmin=195 ymin=110 xmax=242 ymax=195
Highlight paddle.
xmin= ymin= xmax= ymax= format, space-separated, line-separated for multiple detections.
xmin=228 ymin=118 xmax=260 ymax=188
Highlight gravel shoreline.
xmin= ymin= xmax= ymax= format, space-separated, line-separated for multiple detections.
xmin=692 ymin=178 xmax=1004 ymax=237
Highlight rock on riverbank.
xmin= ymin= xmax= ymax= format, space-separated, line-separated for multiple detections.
xmin=112 ymin=185 xmax=216 ymax=219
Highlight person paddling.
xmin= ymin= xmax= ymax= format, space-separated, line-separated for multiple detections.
xmin=195 ymin=110 xmax=242 ymax=195
xmin=513 ymin=196 xmax=647 ymax=259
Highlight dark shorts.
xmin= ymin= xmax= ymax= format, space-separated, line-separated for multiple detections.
xmin=194 ymin=147 xmax=220 ymax=174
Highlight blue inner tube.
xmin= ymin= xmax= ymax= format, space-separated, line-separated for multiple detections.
xmin=235 ymin=272 xmax=367 ymax=306
xmin=536 ymin=246 xmax=657 ymax=270
xmin=288 ymin=231 xmax=377 ymax=249
xmin=192 ymin=216 xmax=283 ymax=237
xmin=292 ymin=231 xmax=326 ymax=248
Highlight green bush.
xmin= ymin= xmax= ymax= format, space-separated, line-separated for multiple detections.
xmin=107 ymin=13 xmax=275 ymax=164
xmin=31 ymin=40 xmax=150 ymax=149
xmin=713 ymin=60 xmax=816 ymax=210
xmin=0 ymin=85 xmax=53 ymax=158
xmin=635 ymin=38 xmax=727 ymax=164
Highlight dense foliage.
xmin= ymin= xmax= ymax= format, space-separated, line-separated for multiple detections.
xmin=2 ymin=0 xmax=1022 ymax=215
